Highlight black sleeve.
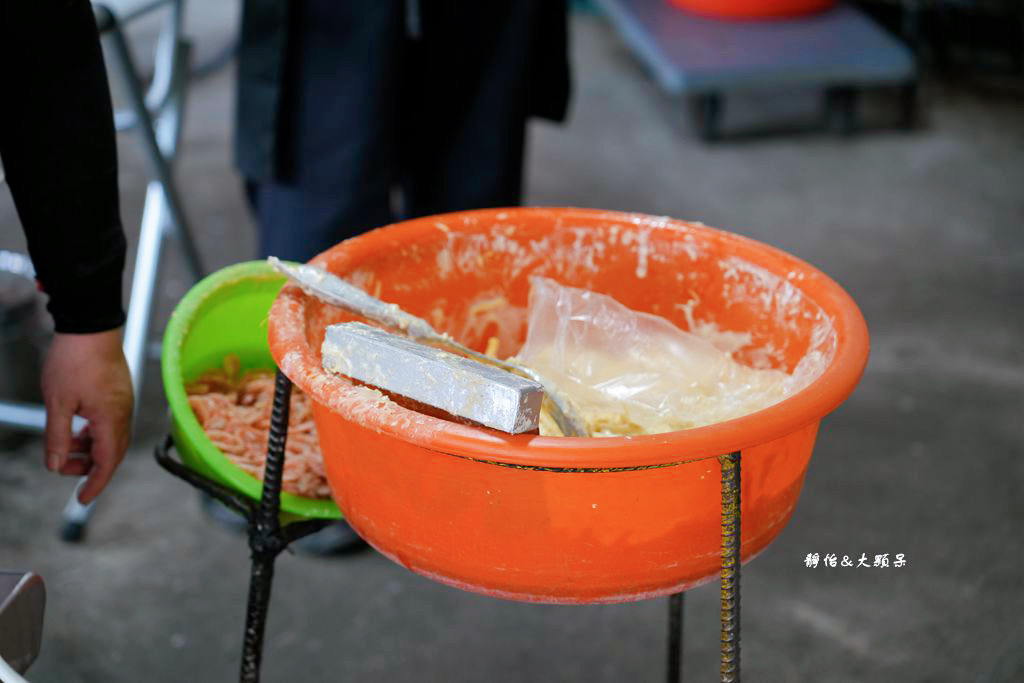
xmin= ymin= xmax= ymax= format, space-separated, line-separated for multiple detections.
xmin=0 ymin=0 xmax=127 ymax=334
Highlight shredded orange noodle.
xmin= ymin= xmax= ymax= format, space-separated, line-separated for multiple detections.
xmin=186 ymin=356 xmax=330 ymax=499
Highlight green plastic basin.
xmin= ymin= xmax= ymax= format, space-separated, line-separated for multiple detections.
xmin=161 ymin=260 xmax=341 ymax=521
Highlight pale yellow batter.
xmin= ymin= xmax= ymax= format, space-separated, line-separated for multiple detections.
xmin=524 ymin=341 xmax=794 ymax=437
xmin=514 ymin=277 xmax=815 ymax=438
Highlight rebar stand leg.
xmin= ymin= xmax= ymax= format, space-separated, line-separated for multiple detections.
xmin=239 ymin=371 xmax=291 ymax=683
xmin=719 ymin=451 xmax=741 ymax=683
xmin=153 ymin=382 xmax=330 ymax=682
xmin=241 ymin=551 xmax=276 ymax=683
xmin=667 ymin=592 xmax=685 ymax=682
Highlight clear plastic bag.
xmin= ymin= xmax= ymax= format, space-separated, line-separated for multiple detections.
xmin=515 ymin=277 xmax=798 ymax=437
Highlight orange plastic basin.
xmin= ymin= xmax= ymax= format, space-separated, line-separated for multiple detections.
xmin=268 ymin=208 xmax=868 ymax=604
xmin=668 ymin=0 xmax=835 ymax=20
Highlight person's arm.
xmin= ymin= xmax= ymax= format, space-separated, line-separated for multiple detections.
xmin=0 ymin=0 xmax=133 ymax=504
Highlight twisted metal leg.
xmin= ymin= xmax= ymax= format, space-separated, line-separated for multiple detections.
xmin=153 ymin=372 xmax=329 ymax=683
xmin=719 ymin=451 xmax=741 ymax=683
xmin=240 ymin=550 xmax=276 ymax=683
xmin=159 ymin=377 xmax=743 ymax=681
xmin=667 ymin=592 xmax=685 ymax=682
xmin=254 ymin=371 xmax=291 ymax=531
xmin=239 ymin=371 xmax=291 ymax=683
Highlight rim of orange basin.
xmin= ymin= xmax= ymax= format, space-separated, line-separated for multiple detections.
xmin=267 ymin=207 xmax=870 ymax=469
xmin=666 ymin=0 xmax=835 ymax=21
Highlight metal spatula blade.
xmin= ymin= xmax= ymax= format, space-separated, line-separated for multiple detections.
xmin=322 ymin=322 xmax=543 ymax=434
xmin=268 ymin=256 xmax=436 ymax=339
xmin=269 ymin=257 xmax=588 ymax=436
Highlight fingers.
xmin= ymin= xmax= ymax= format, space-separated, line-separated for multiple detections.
xmin=70 ymin=426 xmax=93 ymax=455
xmin=41 ymin=330 xmax=134 ymax=502
xmin=59 ymin=455 xmax=94 ymax=477
xmin=43 ymin=402 xmax=74 ymax=473
xmin=76 ymin=419 xmax=125 ymax=505
xmin=48 ymin=421 xmax=92 ymax=476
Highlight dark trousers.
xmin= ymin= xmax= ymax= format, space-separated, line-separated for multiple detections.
xmin=248 ymin=0 xmax=542 ymax=261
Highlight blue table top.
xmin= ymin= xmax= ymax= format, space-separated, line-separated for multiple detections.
xmin=597 ymin=0 xmax=917 ymax=94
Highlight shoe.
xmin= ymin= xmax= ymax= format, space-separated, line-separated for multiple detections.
xmin=292 ymin=520 xmax=368 ymax=556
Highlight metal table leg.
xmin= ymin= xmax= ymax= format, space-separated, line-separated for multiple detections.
xmin=154 ymin=371 xmax=328 ymax=683
xmin=719 ymin=451 xmax=741 ymax=683
xmin=157 ymin=384 xmax=744 ymax=681
xmin=694 ymin=93 xmax=723 ymax=142
xmin=239 ymin=370 xmax=292 ymax=683
xmin=825 ymin=86 xmax=860 ymax=136
xmin=899 ymin=82 xmax=918 ymax=130
xmin=667 ymin=592 xmax=685 ymax=682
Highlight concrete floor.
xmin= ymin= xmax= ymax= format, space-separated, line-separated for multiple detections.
xmin=2 ymin=4 xmax=1023 ymax=682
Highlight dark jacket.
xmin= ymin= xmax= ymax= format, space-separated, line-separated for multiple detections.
xmin=235 ymin=0 xmax=571 ymax=183
xmin=0 ymin=0 xmax=126 ymax=334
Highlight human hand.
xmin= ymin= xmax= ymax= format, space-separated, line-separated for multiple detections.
xmin=41 ymin=329 xmax=134 ymax=504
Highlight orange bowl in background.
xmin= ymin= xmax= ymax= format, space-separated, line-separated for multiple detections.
xmin=668 ymin=0 xmax=835 ymax=20
xmin=268 ymin=208 xmax=869 ymax=604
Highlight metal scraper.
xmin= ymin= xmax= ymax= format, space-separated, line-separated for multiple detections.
xmin=270 ymin=256 xmax=588 ymax=436
xmin=322 ymin=322 xmax=544 ymax=434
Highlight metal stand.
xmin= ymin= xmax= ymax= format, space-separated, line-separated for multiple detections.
xmin=665 ymin=451 xmax=742 ymax=683
xmin=667 ymin=592 xmax=685 ymax=682
xmin=156 ymin=372 xmax=743 ymax=682
xmin=693 ymin=93 xmax=723 ymax=143
xmin=719 ymin=451 xmax=741 ymax=682
xmin=0 ymin=0 xmax=205 ymax=541
xmin=155 ymin=371 xmax=329 ymax=683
